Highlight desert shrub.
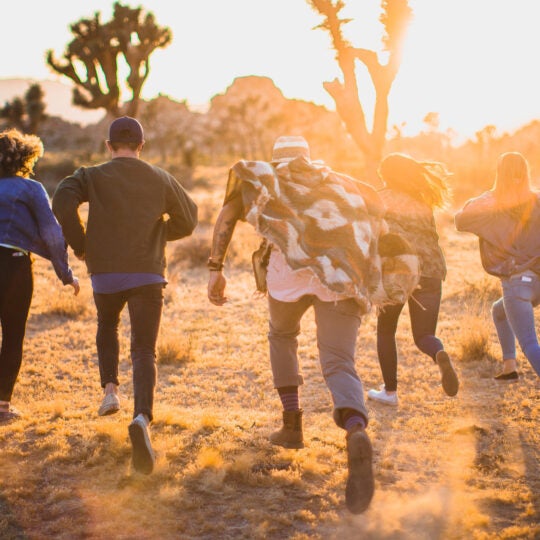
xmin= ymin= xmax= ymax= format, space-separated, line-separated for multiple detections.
xmin=158 ymin=334 xmax=196 ymax=365
xmin=45 ymin=291 xmax=90 ymax=318
xmin=458 ymin=315 xmax=492 ymax=361
xmin=461 ymin=277 xmax=501 ymax=304
xmin=168 ymin=231 xmax=211 ymax=269
xmin=447 ymin=276 xmax=501 ymax=316
xmin=35 ymin=154 xmax=79 ymax=194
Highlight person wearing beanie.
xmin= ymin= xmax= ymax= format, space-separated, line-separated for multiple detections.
xmin=207 ymin=135 xmax=384 ymax=515
xmin=53 ymin=116 xmax=198 ymax=474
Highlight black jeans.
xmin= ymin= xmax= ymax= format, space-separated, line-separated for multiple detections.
xmin=93 ymin=283 xmax=164 ymax=421
xmin=0 ymin=247 xmax=33 ymax=402
xmin=376 ymin=276 xmax=444 ymax=392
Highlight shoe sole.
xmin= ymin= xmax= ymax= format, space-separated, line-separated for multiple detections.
xmin=98 ymin=395 xmax=120 ymax=417
xmin=494 ymin=372 xmax=519 ymax=381
xmin=367 ymin=393 xmax=398 ymax=406
xmin=346 ymin=431 xmax=374 ymax=514
xmin=0 ymin=412 xmax=21 ymax=424
xmin=436 ymin=351 xmax=459 ymax=397
xmin=98 ymin=404 xmax=120 ymax=416
xmin=128 ymin=421 xmax=155 ymax=475
xmin=269 ymin=438 xmax=305 ymax=449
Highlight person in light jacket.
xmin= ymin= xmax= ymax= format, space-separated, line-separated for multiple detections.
xmin=455 ymin=151 xmax=540 ymax=380
xmin=0 ymin=129 xmax=79 ymax=423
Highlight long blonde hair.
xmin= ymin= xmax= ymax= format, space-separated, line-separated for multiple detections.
xmin=493 ymin=152 xmax=534 ymax=208
xmin=378 ymin=153 xmax=451 ymax=209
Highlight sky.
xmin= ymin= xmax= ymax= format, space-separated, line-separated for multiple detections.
xmin=3 ymin=0 xmax=540 ymax=140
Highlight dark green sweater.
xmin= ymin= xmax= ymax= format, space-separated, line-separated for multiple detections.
xmin=52 ymin=157 xmax=198 ymax=275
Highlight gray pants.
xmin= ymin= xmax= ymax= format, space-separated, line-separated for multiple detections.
xmin=268 ymin=294 xmax=368 ymax=428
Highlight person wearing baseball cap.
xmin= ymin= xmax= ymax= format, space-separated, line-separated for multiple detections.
xmin=108 ymin=116 xmax=145 ymax=145
xmin=53 ymin=116 xmax=198 ymax=475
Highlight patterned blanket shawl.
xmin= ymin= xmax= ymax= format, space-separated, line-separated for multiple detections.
xmin=229 ymin=157 xmax=387 ymax=312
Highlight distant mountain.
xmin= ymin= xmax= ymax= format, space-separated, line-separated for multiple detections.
xmin=0 ymin=78 xmax=104 ymax=125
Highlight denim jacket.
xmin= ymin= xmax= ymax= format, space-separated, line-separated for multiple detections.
xmin=0 ymin=176 xmax=74 ymax=284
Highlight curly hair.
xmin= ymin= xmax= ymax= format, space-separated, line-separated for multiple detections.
xmin=378 ymin=153 xmax=452 ymax=209
xmin=0 ymin=128 xmax=44 ymax=178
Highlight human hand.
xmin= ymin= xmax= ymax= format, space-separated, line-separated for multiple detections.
xmin=208 ymin=271 xmax=227 ymax=306
xmin=70 ymin=277 xmax=80 ymax=296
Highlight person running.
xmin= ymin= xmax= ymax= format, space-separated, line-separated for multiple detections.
xmin=455 ymin=151 xmax=540 ymax=380
xmin=0 ymin=128 xmax=79 ymax=423
xmin=368 ymin=153 xmax=459 ymax=406
xmin=53 ymin=117 xmax=198 ymax=473
xmin=207 ymin=135 xmax=386 ymax=514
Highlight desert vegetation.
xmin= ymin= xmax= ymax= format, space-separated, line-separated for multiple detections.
xmin=0 ymin=1 xmax=538 ymax=537
xmin=0 ymin=167 xmax=538 ymax=539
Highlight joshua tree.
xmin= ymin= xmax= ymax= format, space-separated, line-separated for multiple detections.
xmin=46 ymin=2 xmax=171 ymax=118
xmin=308 ymin=0 xmax=412 ymax=183
xmin=25 ymin=84 xmax=47 ymax=134
xmin=0 ymin=84 xmax=47 ymax=134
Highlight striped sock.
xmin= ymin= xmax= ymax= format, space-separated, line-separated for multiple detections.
xmin=277 ymin=386 xmax=300 ymax=411
xmin=342 ymin=408 xmax=367 ymax=432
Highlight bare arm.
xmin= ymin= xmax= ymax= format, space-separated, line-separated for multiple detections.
xmin=207 ymin=195 xmax=244 ymax=306
xmin=210 ymin=196 xmax=243 ymax=262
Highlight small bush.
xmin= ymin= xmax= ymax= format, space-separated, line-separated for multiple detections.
xmin=458 ymin=316 xmax=492 ymax=361
xmin=45 ymin=293 xmax=90 ymax=319
xmin=168 ymin=231 xmax=211 ymax=269
xmin=158 ymin=334 xmax=196 ymax=365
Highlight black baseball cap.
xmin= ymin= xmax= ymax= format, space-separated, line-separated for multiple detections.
xmin=108 ymin=116 xmax=144 ymax=143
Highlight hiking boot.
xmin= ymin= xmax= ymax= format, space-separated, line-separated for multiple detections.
xmin=436 ymin=350 xmax=459 ymax=397
xmin=98 ymin=393 xmax=120 ymax=416
xmin=367 ymin=387 xmax=398 ymax=406
xmin=269 ymin=409 xmax=304 ymax=449
xmin=345 ymin=427 xmax=374 ymax=514
xmin=128 ymin=414 xmax=155 ymax=474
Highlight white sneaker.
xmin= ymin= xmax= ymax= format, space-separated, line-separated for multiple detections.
xmin=128 ymin=414 xmax=155 ymax=474
xmin=367 ymin=387 xmax=398 ymax=406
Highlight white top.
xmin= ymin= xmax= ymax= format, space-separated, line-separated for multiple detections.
xmin=266 ymin=248 xmax=349 ymax=303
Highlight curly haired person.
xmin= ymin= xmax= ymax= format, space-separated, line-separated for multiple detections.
xmin=0 ymin=129 xmax=79 ymax=423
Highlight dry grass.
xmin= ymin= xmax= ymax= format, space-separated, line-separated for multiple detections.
xmin=0 ymin=170 xmax=538 ymax=539
xmin=458 ymin=315 xmax=493 ymax=362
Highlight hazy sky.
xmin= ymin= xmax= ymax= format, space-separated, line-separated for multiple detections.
xmin=3 ymin=0 xmax=540 ymax=139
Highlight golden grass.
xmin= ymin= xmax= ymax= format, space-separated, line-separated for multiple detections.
xmin=458 ymin=315 xmax=493 ymax=362
xmin=0 ymin=174 xmax=538 ymax=539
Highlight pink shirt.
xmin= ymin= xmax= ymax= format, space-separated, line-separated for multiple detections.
xmin=266 ymin=248 xmax=350 ymax=303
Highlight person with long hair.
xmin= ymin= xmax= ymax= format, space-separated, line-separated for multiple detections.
xmin=368 ymin=153 xmax=459 ymax=406
xmin=0 ymin=129 xmax=79 ymax=422
xmin=455 ymin=151 xmax=540 ymax=380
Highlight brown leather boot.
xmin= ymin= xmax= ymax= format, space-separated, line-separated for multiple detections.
xmin=269 ymin=409 xmax=304 ymax=449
